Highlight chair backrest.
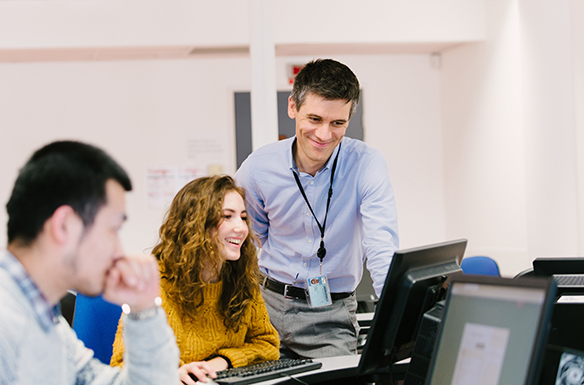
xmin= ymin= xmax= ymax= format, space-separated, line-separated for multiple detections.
xmin=460 ymin=255 xmax=501 ymax=276
xmin=514 ymin=268 xmax=536 ymax=279
xmin=72 ymin=294 xmax=122 ymax=365
xmin=59 ymin=291 xmax=76 ymax=327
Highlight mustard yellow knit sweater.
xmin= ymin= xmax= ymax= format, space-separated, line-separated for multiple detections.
xmin=110 ymin=280 xmax=279 ymax=368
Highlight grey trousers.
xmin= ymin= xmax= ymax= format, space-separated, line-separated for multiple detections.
xmin=260 ymin=285 xmax=360 ymax=359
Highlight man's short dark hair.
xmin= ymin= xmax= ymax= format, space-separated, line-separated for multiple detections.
xmin=290 ymin=59 xmax=360 ymax=118
xmin=6 ymin=141 xmax=132 ymax=246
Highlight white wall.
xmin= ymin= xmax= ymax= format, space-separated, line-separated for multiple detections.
xmin=521 ymin=0 xmax=579 ymax=259
xmin=0 ymin=0 xmax=484 ymax=50
xmin=441 ymin=0 xmax=528 ymax=276
xmin=2 ymin=0 xmax=582 ymax=279
xmin=0 ymin=54 xmax=445 ymax=255
xmin=0 ymin=58 xmax=249 ymax=252
xmin=0 ymin=0 xmax=483 ymax=256
xmin=441 ymin=0 xmax=584 ymax=276
xmin=573 ymin=0 xmax=584 ymax=254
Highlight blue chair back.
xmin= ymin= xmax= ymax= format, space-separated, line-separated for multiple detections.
xmin=460 ymin=256 xmax=501 ymax=276
xmin=72 ymin=294 xmax=122 ymax=364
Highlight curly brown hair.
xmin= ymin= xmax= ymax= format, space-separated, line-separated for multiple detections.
xmin=153 ymin=175 xmax=259 ymax=330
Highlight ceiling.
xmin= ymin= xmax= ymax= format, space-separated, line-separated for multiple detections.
xmin=0 ymin=42 xmax=468 ymax=63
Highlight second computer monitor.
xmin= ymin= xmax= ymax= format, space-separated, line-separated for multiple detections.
xmin=425 ymin=275 xmax=556 ymax=385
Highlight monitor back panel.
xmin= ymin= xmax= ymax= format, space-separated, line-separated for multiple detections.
xmin=425 ymin=275 xmax=555 ymax=385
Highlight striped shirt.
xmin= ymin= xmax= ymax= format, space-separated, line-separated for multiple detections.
xmin=0 ymin=250 xmax=60 ymax=332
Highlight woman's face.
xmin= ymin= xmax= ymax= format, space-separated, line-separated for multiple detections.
xmin=212 ymin=190 xmax=249 ymax=262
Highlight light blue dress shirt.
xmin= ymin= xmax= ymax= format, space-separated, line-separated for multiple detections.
xmin=235 ymin=136 xmax=399 ymax=297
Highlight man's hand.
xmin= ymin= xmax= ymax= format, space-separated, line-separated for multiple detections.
xmin=102 ymin=254 xmax=161 ymax=313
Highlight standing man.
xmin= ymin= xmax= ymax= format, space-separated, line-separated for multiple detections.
xmin=0 ymin=141 xmax=182 ymax=384
xmin=235 ymin=59 xmax=399 ymax=358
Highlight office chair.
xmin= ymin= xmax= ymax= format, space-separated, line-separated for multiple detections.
xmin=72 ymin=293 xmax=122 ymax=364
xmin=460 ymin=256 xmax=501 ymax=276
xmin=514 ymin=268 xmax=535 ymax=279
xmin=59 ymin=291 xmax=76 ymax=327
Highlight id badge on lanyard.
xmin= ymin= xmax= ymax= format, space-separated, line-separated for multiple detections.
xmin=306 ymin=258 xmax=332 ymax=308
xmin=306 ymin=275 xmax=332 ymax=308
xmin=293 ymin=142 xmax=341 ymax=309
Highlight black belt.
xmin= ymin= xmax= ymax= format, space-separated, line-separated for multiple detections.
xmin=260 ymin=274 xmax=353 ymax=301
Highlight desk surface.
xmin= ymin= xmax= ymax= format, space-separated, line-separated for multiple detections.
xmin=235 ymin=354 xmax=409 ymax=385
xmin=261 ymin=355 xmax=361 ymax=385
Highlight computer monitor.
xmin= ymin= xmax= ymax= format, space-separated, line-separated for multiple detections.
xmin=537 ymin=345 xmax=584 ymax=385
xmin=357 ymin=239 xmax=467 ymax=378
xmin=425 ymin=275 xmax=556 ymax=385
xmin=533 ymin=257 xmax=584 ymax=296
xmin=533 ymin=257 xmax=584 ymax=352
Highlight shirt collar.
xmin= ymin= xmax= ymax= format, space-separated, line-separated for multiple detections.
xmin=0 ymin=250 xmax=61 ymax=332
xmin=287 ymin=137 xmax=296 ymax=171
xmin=288 ymin=136 xmax=344 ymax=175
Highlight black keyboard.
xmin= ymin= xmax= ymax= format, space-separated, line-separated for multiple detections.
xmin=212 ymin=358 xmax=322 ymax=385
xmin=554 ymin=274 xmax=584 ymax=287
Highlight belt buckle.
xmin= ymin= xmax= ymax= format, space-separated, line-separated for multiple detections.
xmin=283 ymin=284 xmax=297 ymax=299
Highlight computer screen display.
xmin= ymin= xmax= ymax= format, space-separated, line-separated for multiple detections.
xmin=426 ymin=275 xmax=556 ymax=385
xmin=537 ymin=345 xmax=584 ymax=385
xmin=357 ymin=239 xmax=467 ymax=377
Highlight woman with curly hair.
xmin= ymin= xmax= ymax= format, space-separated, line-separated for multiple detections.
xmin=110 ymin=175 xmax=279 ymax=383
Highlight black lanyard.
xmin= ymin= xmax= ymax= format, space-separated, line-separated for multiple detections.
xmin=292 ymin=142 xmax=341 ymax=264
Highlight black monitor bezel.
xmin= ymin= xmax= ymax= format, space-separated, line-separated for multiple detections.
xmin=533 ymin=257 xmax=584 ymax=296
xmin=424 ymin=274 xmax=557 ymax=385
xmin=533 ymin=257 xmax=584 ymax=277
xmin=356 ymin=238 xmax=467 ymax=376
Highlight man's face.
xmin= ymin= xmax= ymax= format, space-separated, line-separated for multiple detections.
xmin=67 ymin=179 xmax=127 ymax=296
xmin=289 ymin=93 xmax=351 ymax=174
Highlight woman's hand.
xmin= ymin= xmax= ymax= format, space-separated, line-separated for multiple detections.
xmin=179 ymin=361 xmax=218 ymax=384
